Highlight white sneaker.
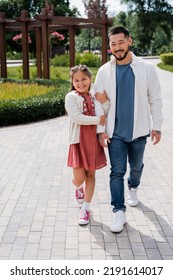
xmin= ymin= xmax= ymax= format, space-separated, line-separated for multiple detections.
xmin=127 ymin=187 xmax=139 ymax=207
xmin=110 ymin=210 xmax=126 ymax=233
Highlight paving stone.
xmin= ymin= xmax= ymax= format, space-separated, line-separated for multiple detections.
xmin=119 ymin=249 xmax=134 ymax=260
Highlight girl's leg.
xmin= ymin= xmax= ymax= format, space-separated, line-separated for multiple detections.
xmin=79 ymin=170 xmax=95 ymax=225
xmin=72 ymin=168 xmax=86 ymax=204
xmin=72 ymin=167 xmax=86 ymax=187
xmin=84 ymin=170 xmax=96 ymax=203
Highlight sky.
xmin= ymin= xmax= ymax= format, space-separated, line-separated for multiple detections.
xmin=69 ymin=0 xmax=127 ymax=17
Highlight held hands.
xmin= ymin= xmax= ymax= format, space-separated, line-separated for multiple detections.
xmin=99 ymin=115 xmax=106 ymax=126
xmin=98 ymin=132 xmax=110 ymax=148
xmin=151 ymin=130 xmax=161 ymax=145
xmin=95 ymin=90 xmax=108 ymax=103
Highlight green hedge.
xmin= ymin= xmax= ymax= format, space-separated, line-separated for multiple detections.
xmin=0 ymin=79 xmax=69 ymax=127
xmin=51 ymin=52 xmax=101 ymax=68
xmin=160 ymin=53 xmax=173 ymax=65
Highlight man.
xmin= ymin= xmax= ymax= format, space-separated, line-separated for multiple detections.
xmin=95 ymin=26 xmax=163 ymax=233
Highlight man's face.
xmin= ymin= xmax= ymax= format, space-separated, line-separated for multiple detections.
xmin=109 ymin=33 xmax=132 ymax=61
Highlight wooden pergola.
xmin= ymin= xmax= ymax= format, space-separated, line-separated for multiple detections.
xmin=0 ymin=8 xmax=111 ymax=80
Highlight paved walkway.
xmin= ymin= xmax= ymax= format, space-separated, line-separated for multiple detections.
xmin=0 ymin=59 xmax=173 ymax=260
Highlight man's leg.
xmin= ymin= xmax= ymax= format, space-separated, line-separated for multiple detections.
xmin=127 ymin=136 xmax=147 ymax=206
xmin=108 ymin=137 xmax=128 ymax=232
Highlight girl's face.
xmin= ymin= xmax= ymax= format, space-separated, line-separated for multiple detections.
xmin=72 ymin=71 xmax=91 ymax=95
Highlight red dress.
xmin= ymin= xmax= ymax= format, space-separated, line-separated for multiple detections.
xmin=67 ymin=93 xmax=107 ymax=171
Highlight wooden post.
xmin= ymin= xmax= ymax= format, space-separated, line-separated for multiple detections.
xmin=101 ymin=16 xmax=108 ymax=65
xmin=35 ymin=27 xmax=42 ymax=78
xmin=69 ymin=26 xmax=75 ymax=68
xmin=18 ymin=10 xmax=30 ymax=79
xmin=0 ymin=12 xmax=7 ymax=78
xmin=38 ymin=8 xmax=50 ymax=79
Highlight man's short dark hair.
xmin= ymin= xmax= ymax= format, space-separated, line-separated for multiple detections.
xmin=108 ymin=26 xmax=130 ymax=39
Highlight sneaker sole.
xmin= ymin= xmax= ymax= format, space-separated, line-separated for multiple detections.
xmin=110 ymin=219 xmax=126 ymax=233
xmin=78 ymin=220 xmax=89 ymax=225
xmin=127 ymin=200 xmax=139 ymax=207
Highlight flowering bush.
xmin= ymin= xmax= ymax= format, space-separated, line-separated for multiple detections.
xmin=49 ymin=31 xmax=65 ymax=44
xmin=12 ymin=33 xmax=32 ymax=44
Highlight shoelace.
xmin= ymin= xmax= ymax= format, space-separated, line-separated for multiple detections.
xmin=80 ymin=209 xmax=87 ymax=219
xmin=114 ymin=212 xmax=123 ymax=222
xmin=77 ymin=189 xmax=84 ymax=198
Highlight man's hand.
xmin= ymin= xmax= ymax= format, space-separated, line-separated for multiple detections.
xmin=95 ymin=90 xmax=108 ymax=103
xmin=98 ymin=132 xmax=110 ymax=147
xmin=151 ymin=130 xmax=161 ymax=145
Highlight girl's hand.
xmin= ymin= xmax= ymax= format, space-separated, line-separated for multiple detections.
xmin=99 ymin=115 xmax=106 ymax=126
xmin=95 ymin=90 xmax=108 ymax=103
xmin=98 ymin=132 xmax=110 ymax=147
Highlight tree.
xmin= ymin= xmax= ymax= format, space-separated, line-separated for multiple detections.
xmin=75 ymin=29 xmax=102 ymax=52
xmin=122 ymin=0 xmax=173 ymax=54
xmin=113 ymin=11 xmax=127 ymax=27
xmin=0 ymin=0 xmax=78 ymax=18
xmin=82 ymin=0 xmax=108 ymax=50
xmin=83 ymin=0 xmax=108 ymax=19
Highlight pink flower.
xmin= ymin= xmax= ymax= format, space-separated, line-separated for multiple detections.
xmin=49 ymin=31 xmax=65 ymax=41
xmin=12 ymin=33 xmax=32 ymax=44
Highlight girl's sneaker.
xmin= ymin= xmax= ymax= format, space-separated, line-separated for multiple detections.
xmin=75 ymin=186 xmax=84 ymax=204
xmin=78 ymin=209 xmax=90 ymax=225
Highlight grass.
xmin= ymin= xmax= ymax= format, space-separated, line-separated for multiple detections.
xmin=7 ymin=65 xmax=99 ymax=82
xmin=0 ymin=82 xmax=56 ymax=101
xmin=157 ymin=62 xmax=173 ymax=73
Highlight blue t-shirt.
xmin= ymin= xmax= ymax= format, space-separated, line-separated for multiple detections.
xmin=113 ymin=63 xmax=135 ymax=142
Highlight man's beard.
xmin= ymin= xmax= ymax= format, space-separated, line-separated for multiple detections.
xmin=114 ymin=46 xmax=130 ymax=61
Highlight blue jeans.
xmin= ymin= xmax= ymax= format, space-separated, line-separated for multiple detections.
xmin=108 ymin=136 xmax=147 ymax=212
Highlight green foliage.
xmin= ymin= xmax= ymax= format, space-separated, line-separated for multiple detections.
xmin=6 ymin=51 xmax=23 ymax=60
xmin=7 ymin=67 xmax=23 ymax=80
xmin=75 ymin=53 xmax=101 ymax=68
xmin=7 ymin=65 xmax=63 ymax=80
xmin=113 ymin=11 xmax=127 ymax=28
xmin=51 ymin=53 xmax=70 ymax=67
xmin=151 ymin=26 xmax=173 ymax=55
xmin=158 ymin=62 xmax=173 ymax=73
xmin=75 ymin=29 xmax=103 ymax=53
xmin=0 ymin=79 xmax=69 ymax=126
xmin=121 ymin=0 xmax=173 ymax=55
xmin=0 ymin=0 xmax=77 ymax=18
xmin=51 ymin=52 xmax=101 ymax=68
xmin=75 ymin=29 xmax=91 ymax=53
xmin=160 ymin=53 xmax=173 ymax=65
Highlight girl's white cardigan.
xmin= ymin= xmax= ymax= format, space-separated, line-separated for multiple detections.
xmin=65 ymin=90 xmax=106 ymax=144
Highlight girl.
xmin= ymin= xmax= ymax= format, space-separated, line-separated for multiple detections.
xmin=65 ymin=65 xmax=107 ymax=225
